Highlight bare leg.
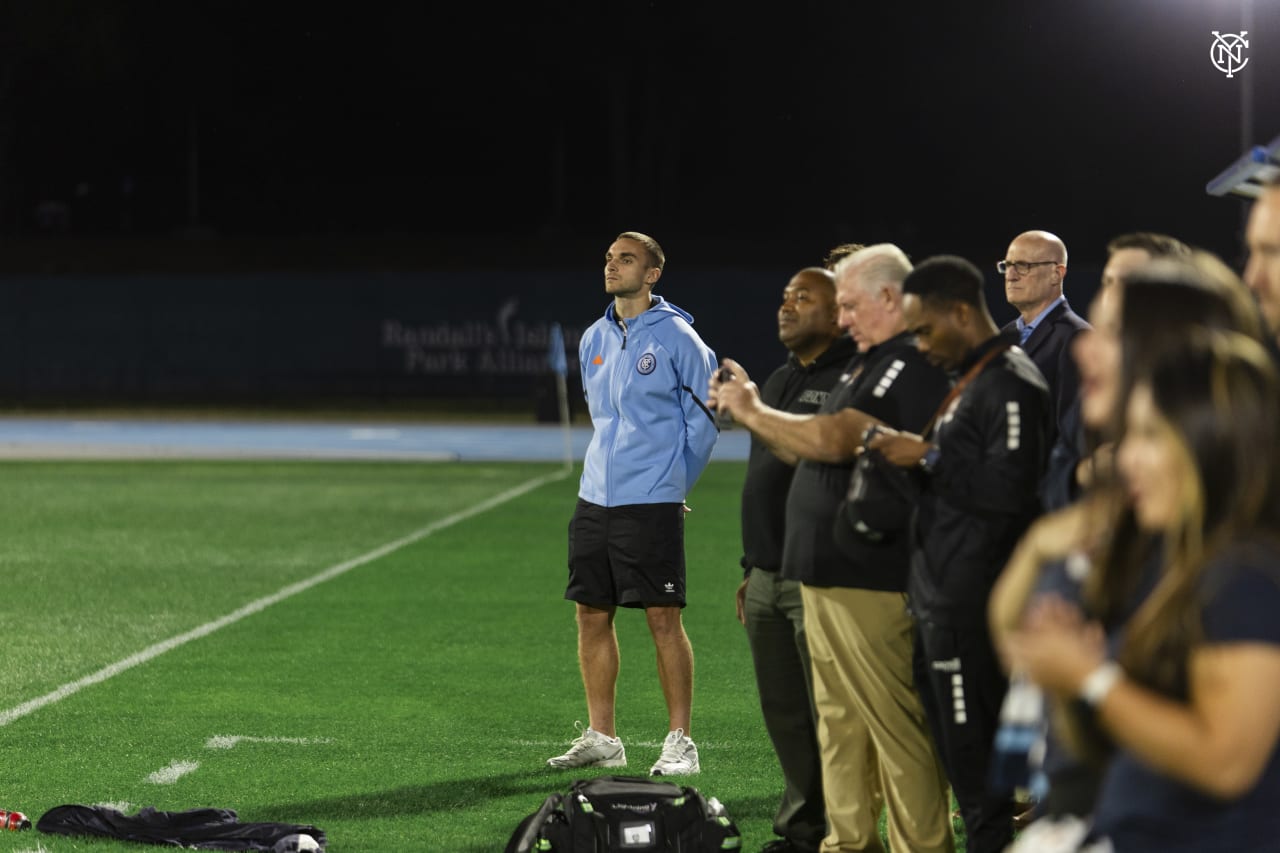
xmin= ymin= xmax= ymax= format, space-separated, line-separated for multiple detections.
xmin=577 ymin=602 xmax=619 ymax=737
xmin=646 ymin=605 xmax=694 ymax=734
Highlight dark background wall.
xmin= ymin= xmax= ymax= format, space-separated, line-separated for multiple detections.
xmin=0 ymin=268 xmax=790 ymax=410
xmin=0 ymin=1 xmax=1262 ymax=416
xmin=0 ymin=262 xmax=1102 ymax=415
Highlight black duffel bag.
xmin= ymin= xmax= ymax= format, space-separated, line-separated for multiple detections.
xmin=505 ymin=775 xmax=741 ymax=853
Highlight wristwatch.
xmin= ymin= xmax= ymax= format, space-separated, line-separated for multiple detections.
xmin=1079 ymin=661 xmax=1123 ymax=707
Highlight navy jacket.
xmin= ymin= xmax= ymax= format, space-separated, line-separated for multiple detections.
xmin=1039 ymin=395 xmax=1087 ymax=512
xmin=1002 ymin=300 xmax=1089 ymax=443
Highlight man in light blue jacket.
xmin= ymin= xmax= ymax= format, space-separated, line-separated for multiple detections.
xmin=548 ymin=231 xmax=719 ymax=777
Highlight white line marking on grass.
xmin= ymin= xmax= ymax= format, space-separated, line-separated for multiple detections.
xmin=206 ymin=735 xmax=333 ymax=750
xmin=0 ymin=469 xmax=570 ymax=728
xmin=146 ymin=760 xmax=200 ymax=785
xmin=95 ymin=802 xmax=133 ymax=812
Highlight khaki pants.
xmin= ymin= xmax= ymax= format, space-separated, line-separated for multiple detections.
xmin=802 ymin=585 xmax=954 ymax=853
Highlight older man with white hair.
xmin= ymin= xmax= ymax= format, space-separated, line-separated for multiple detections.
xmin=712 ymin=244 xmax=954 ymax=853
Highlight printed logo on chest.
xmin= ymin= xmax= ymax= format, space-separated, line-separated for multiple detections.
xmin=797 ymin=389 xmax=829 ymax=406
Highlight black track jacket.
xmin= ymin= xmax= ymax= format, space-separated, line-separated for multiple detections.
xmin=908 ymin=331 xmax=1051 ymax=626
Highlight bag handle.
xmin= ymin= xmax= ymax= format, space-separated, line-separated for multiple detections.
xmin=507 ymin=794 xmax=563 ymax=853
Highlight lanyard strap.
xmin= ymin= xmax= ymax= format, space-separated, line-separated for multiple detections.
xmin=923 ymin=341 xmax=1012 ymax=439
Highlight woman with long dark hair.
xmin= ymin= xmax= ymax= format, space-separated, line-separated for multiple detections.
xmin=988 ymin=254 xmax=1269 ymax=842
xmin=1004 ymin=332 xmax=1280 ymax=851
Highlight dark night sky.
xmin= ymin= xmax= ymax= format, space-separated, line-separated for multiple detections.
xmin=1 ymin=0 xmax=1274 ymax=271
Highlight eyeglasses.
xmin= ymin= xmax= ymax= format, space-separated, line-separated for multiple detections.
xmin=997 ymin=260 xmax=1059 ymax=275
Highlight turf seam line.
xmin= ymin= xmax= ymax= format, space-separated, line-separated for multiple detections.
xmin=0 ymin=467 xmax=571 ymax=728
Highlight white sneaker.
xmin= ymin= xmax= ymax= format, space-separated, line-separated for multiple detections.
xmin=546 ymin=721 xmax=627 ymax=769
xmin=649 ymin=728 xmax=700 ymax=776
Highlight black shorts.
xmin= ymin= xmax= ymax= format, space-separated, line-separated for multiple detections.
xmin=566 ymin=498 xmax=686 ymax=608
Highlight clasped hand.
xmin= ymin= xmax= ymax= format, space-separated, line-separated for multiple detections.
xmin=1001 ymin=594 xmax=1108 ymax=697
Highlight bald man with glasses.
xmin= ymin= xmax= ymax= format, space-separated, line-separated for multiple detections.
xmin=998 ymin=230 xmax=1090 ymax=444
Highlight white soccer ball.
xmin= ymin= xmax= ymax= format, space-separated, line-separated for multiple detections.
xmin=273 ymin=833 xmax=321 ymax=853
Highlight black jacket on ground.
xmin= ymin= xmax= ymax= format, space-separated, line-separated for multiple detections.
xmin=739 ymin=336 xmax=859 ymax=575
xmin=37 ymin=805 xmax=326 ymax=851
xmin=781 ymin=331 xmax=950 ymax=592
xmin=908 ymin=331 xmax=1051 ymax=626
xmin=1001 ymin=300 xmax=1089 ymax=443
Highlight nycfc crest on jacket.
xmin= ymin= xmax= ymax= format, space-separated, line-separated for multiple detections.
xmin=579 ymin=296 xmax=718 ymax=507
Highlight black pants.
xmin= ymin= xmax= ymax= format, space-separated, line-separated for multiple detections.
xmin=913 ymin=620 xmax=1013 ymax=853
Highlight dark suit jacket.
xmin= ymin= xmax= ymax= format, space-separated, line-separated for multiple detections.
xmin=1039 ymin=395 xmax=1085 ymax=512
xmin=1002 ymin=300 xmax=1091 ymax=443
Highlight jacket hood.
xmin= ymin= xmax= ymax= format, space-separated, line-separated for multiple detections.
xmin=604 ymin=294 xmax=695 ymax=326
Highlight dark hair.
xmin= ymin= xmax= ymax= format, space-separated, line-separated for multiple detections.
xmin=1105 ymin=232 xmax=1192 ymax=260
xmin=1083 ymin=260 xmax=1273 ymax=633
xmin=1110 ymin=256 xmax=1267 ymax=441
xmin=902 ymin=255 xmax=989 ymax=311
xmin=1091 ymin=334 xmax=1280 ymax=697
xmin=615 ymin=231 xmax=665 ymax=271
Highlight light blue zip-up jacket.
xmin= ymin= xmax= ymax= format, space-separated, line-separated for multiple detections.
xmin=578 ymin=295 xmax=719 ymax=507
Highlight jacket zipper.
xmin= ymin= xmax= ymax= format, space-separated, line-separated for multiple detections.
xmin=606 ymin=316 xmax=630 ymax=500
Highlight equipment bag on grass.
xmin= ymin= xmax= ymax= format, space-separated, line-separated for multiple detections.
xmin=505 ymin=774 xmax=741 ymax=852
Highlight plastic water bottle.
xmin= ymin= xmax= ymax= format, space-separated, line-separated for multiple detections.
xmin=0 ymin=810 xmax=30 ymax=831
xmin=989 ymin=673 xmax=1046 ymax=794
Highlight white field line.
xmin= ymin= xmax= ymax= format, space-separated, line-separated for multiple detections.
xmin=0 ymin=469 xmax=570 ymax=728
xmin=145 ymin=760 xmax=200 ymax=785
xmin=205 ymin=735 xmax=333 ymax=750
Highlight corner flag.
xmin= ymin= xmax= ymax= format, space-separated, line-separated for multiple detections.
xmin=548 ymin=323 xmax=568 ymax=377
xmin=547 ymin=322 xmax=573 ymax=470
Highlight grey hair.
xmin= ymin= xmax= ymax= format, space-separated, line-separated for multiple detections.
xmin=832 ymin=243 xmax=913 ymax=295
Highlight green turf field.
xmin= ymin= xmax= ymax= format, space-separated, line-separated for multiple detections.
xmin=0 ymin=459 xmax=966 ymax=852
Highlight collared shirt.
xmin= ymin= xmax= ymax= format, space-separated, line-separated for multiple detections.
xmin=1016 ymin=295 xmax=1066 ymax=345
